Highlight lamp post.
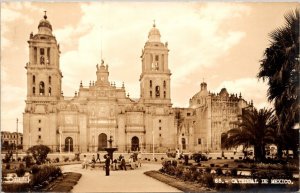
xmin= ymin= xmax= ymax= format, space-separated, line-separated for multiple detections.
xmin=16 ymin=118 xmax=18 ymax=161
xmin=152 ymin=128 xmax=154 ymax=160
xmin=68 ymin=138 xmax=70 ymax=154
xmin=59 ymin=130 xmax=62 ymax=154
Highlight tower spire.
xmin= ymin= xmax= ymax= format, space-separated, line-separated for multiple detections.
xmin=44 ymin=10 xmax=47 ymax=19
xmin=100 ymin=25 xmax=103 ymax=61
xmin=153 ymin=19 xmax=156 ymax=27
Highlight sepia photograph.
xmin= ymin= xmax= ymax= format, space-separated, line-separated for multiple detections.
xmin=1 ymin=1 xmax=299 ymax=192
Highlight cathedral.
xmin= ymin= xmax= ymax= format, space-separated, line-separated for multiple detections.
xmin=23 ymin=14 xmax=251 ymax=153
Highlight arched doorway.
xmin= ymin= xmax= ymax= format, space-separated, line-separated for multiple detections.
xmin=131 ymin=136 xmax=139 ymax=151
xmin=65 ymin=137 xmax=73 ymax=152
xmin=182 ymin=138 xmax=186 ymax=150
xmin=98 ymin=133 xmax=107 ymax=151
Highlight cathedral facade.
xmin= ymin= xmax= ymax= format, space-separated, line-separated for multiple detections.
xmin=23 ymin=14 xmax=251 ymax=153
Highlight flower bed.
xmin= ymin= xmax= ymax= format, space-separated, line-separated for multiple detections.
xmin=159 ymin=160 xmax=299 ymax=191
xmin=2 ymin=165 xmax=62 ymax=192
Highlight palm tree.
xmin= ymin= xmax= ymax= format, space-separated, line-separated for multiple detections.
xmin=222 ymin=108 xmax=277 ymax=162
xmin=257 ymin=9 xmax=299 ymax=158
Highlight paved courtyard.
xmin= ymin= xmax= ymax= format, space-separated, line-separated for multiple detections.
xmin=62 ymin=163 xmax=181 ymax=192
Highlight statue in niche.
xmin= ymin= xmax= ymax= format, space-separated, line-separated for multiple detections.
xmin=155 ymin=62 xmax=159 ymax=70
xmin=40 ymin=56 xmax=45 ymax=64
xmin=155 ymin=86 xmax=160 ymax=97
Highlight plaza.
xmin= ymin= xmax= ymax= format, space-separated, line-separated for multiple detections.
xmin=62 ymin=163 xmax=181 ymax=192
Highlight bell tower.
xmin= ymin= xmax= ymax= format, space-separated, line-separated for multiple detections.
xmin=140 ymin=22 xmax=171 ymax=106
xmin=25 ymin=12 xmax=62 ymax=100
xmin=23 ymin=12 xmax=62 ymax=150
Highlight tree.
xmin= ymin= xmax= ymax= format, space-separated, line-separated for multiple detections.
xmin=222 ymin=108 xmax=277 ymax=162
xmin=27 ymin=145 xmax=51 ymax=165
xmin=257 ymin=9 xmax=299 ymax=157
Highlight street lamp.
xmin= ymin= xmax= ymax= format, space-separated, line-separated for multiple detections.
xmin=59 ymin=130 xmax=62 ymax=154
xmin=68 ymin=138 xmax=71 ymax=154
xmin=16 ymin=118 xmax=18 ymax=161
xmin=152 ymin=128 xmax=154 ymax=160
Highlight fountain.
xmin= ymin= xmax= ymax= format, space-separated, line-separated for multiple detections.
xmin=104 ymin=136 xmax=118 ymax=160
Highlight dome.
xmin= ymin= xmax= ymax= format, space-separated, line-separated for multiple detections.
xmin=37 ymin=13 xmax=53 ymax=36
xmin=148 ymin=23 xmax=161 ymax=42
xmin=219 ymin=88 xmax=229 ymax=97
xmin=38 ymin=19 xmax=52 ymax=30
xmin=38 ymin=14 xmax=52 ymax=31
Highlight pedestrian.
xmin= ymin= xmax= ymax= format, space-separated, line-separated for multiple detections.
xmin=91 ymin=155 xmax=96 ymax=164
xmin=120 ymin=156 xmax=127 ymax=171
xmin=137 ymin=151 xmax=142 ymax=167
xmin=82 ymin=155 xmax=88 ymax=169
xmin=105 ymin=155 xmax=110 ymax=176
xmin=96 ymin=152 xmax=101 ymax=162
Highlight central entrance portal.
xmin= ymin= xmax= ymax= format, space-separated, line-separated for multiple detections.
xmin=131 ymin=136 xmax=139 ymax=151
xmin=98 ymin=133 xmax=107 ymax=151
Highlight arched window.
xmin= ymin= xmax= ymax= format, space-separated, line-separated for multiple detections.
xmin=33 ymin=87 xmax=35 ymax=95
xmin=155 ymin=86 xmax=160 ymax=97
xmin=33 ymin=75 xmax=35 ymax=84
xmin=163 ymin=91 xmax=166 ymax=98
xmin=39 ymin=81 xmax=45 ymax=95
xmin=49 ymin=76 xmax=51 ymax=84
xmin=48 ymin=87 xmax=51 ymax=96
xmin=163 ymin=80 xmax=166 ymax=88
xmin=150 ymin=80 xmax=152 ymax=88
xmin=150 ymin=91 xmax=152 ymax=98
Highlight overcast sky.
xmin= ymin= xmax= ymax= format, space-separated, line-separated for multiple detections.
xmin=1 ymin=2 xmax=299 ymax=132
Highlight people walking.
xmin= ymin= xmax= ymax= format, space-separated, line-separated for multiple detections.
xmin=82 ymin=155 xmax=88 ymax=169
xmin=137 ymin=151 xmax=142 ymax=167
xmin=105 ymin=155 xmax=110 ymax=176
xmin=96 ymin=152 xmax=101 ymax=162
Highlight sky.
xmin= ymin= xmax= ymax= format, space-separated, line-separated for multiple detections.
xmin=1 ymin=1 xmax=299 ymax=132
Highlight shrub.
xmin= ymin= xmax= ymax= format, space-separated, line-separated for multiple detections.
xmin=183 ymin=168 xmax=192 ymax=181
xmin=175 ymin=165 xmax=184 ymax=178
xmin=64 ymin=157 xmax=69 ymax=162
xmin=231 ymin=168 xmax=238 ymax=176
xmin=16 ymin=163 xmax=26 ymax=177
xmin=205 ymin=167 xmax=211 ymax=173
xmin=31 ymin=164 xmax=40 ymax=174
xmin=203 ymin=173 xmax=215 ymax=188
xmin=30 ymin=165 xmax=62 ymax=188
xmin=3 ymin=151 xmax=13 ymax=163
xmin=171 ymin=160 xmax=177 ymax=167
xmin=5 ymin=163 xmax=10 ymax=170
xmin=215 ymin=168 xmax=223 ymax=176
xmin=23 ymin=155 xmax=34 ymax=168
xmin=27 ymin=145 xmax=51 ymax=165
